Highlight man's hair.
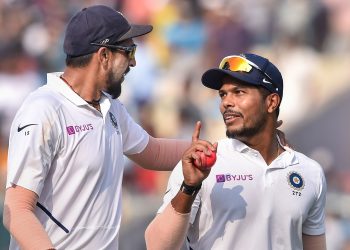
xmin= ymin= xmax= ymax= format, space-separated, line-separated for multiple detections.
xmin=258 ymin=87 xmax=280 ymax=118
xmin=65 ymin=53 xmax=94 ymax=67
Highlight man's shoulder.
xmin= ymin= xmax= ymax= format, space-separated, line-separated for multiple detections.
xmin=16 ymin=84 xmax=63 ymax=119
xmin=291 ymin=149 xmax=325 ymax=175
xmin=104 ymin=94 xmax=124 ymax=109
xmin=25 ymin=85 xmax=61 ymax=107
xmin=108 ymin=96 xmax=124 ymax=108
xmin=108 ymin=97 xmax=134 ymax=120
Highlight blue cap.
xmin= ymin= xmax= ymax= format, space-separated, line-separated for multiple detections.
xmin=201 ymin=53 xmax=283 ymax=99
xmin=63 ymin=5 xmax=153 ymax=57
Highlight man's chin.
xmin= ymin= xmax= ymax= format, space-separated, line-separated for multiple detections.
xmin=226 ymin=129 xmax=238 ymax=139
xmin=226 ymin=126 xmax=262 ymax=139
xmin=225 ymin=124 xmax=242 ymax=137
xmin=106 ymin=84 xmax=122 ymax=99
xmin=109 ymin=90 xmax=121 ymax=99
xmin=120 ymin=75 xmax=125 ymax=83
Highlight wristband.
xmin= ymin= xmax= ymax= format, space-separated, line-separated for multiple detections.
xmin=180 ymin=181 xmax=202 ymax=196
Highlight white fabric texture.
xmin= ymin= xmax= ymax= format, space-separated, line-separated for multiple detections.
xmin=158 ymin=138 xmax=327 ymax=250
xmin=6 ymin=72 xmax=149 ymax=250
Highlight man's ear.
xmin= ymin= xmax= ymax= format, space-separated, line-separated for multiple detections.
xmin=96 ymin=47 xmax=110 ymax=69
xmin=266 ymin=93 xmax=281 ymax=114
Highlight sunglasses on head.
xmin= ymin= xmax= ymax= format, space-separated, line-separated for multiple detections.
xmin=219 ymin=55 xmax=276 ymax=88
xmin=90 ymin=42 xmax=137 ymax=59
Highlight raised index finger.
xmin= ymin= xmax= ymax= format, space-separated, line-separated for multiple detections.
xmin=192 ymin=121 xmax=201 ymax=142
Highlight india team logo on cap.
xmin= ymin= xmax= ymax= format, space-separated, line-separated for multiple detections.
xmin=287 ymin=171 xmax=305 ymax=191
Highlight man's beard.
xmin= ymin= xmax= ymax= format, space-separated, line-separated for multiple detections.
xmin=105 ymin=70 xmax=123 ymax=99
xmin=226 ymin=108 xmax=268 ymax=139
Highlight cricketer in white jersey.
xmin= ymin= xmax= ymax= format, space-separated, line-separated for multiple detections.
xmin=4 ymin=6 xmax=196 ymax=249
xmin=158 ymin=138 xmax=326 ymax=250
xmin=6 ymin=72 xmax=149 ymax=249
xmin=145 ymin=53 xmax=327 ymax=250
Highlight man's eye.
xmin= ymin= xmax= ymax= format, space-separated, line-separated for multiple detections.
xmin=219 ymin=92 xmax=226 ymax=98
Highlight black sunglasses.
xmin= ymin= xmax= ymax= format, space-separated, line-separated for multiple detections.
xmin=90 ymin=43 xmax=137 ymax=59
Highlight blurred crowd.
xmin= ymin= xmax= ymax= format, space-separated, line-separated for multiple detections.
xmin=1 ymin=0 xmax=350 ymax=249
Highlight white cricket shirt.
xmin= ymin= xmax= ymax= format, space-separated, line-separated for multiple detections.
xmin=6 ymin=72 xmax=149 ymax=249
xmin=159 ymin=138 xmax=326 ymax=250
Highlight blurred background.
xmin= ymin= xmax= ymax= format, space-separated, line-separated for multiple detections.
xmin=0 ymin=0 xmax=350 ymax=249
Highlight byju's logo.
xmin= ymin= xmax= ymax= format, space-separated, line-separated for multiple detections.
xmin=216 ymin=174 xmax=253 ymax=183
xmin=66 ymin=124 xmax=93 ymax=135
xmin=216 ymin=175 xmax=226 ymax=182
xmin=66 ymin=126 xmax=75 ymax=135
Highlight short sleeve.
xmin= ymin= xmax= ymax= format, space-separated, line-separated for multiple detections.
xmin=157 ymin=161 xmax=201 ymax=225
xmin=117 ymin=103 xmax=149 ymax=155
xmin=6 ymin=97 xmax=61 ymax=196
xmin=302 ymin=167 xmax=327 ymax=235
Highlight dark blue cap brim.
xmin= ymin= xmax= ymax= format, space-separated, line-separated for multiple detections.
xmin=117 ymin=24 xmax=153 ymax=42
xmin=201 ymin=68 xmax=262 ymax=90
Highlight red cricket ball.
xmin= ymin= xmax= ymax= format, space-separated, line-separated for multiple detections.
xmin=194 ymin=150 xmax=217 ymax=170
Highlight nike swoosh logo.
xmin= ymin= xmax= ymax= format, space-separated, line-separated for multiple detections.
xmin=262 ymin=78 xmax=272 ymax=84
xmin=17 ymin=124 xmax=38 ymax=132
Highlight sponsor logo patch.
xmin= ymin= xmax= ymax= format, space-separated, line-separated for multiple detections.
xmin=216 ymin=174 xmax=253 ymax=183
xmin=66 ymin=124 xmax=93 ymax=135
xmin=17 ymin=123 xmax=38 ymax=132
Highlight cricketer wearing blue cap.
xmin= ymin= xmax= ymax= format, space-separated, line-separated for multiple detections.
xmin=145 ymin=53 xmax=327 ymax=250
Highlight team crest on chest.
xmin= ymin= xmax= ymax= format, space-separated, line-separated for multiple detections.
xmin=109 ymin=112 xmax=120 ymax=134
xmin=287 ymin=171 xmax=305 ymax=191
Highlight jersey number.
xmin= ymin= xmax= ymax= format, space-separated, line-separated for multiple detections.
xmin=292 ymin=191 xmax=301 ymax=196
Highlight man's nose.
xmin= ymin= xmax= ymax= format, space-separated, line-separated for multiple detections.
xmin=222 ymin=96 xmax=235 ymax=108
xmin=129 ymin=57 xmax=136 ymax=67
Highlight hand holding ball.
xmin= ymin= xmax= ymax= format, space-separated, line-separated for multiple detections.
xmin=194 ymin=150 xmax=217 ymax=170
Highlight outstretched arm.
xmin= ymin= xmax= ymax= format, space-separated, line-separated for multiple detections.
xmin=3 ymin=185 xmax=54 ymax=250
xmin=127 ymin=136 xmax=191 ymax=171
xmin=145 ymin=194 xmax=194 ymax=250
xmin=145 ymin=122 xmax=217 ymax=249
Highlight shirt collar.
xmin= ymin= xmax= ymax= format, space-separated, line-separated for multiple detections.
xmin=231 ymin=139 xmax=251 ymax=153
xmin=275 ymin=135 xmax=299 ymax=168
xmin=46 ymin=72 xmax=110 ymax=109
xmin=230 ymin=137 xmax=299 ymax=168
xmin=47 ymin=72 xmax=86 ymax=106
